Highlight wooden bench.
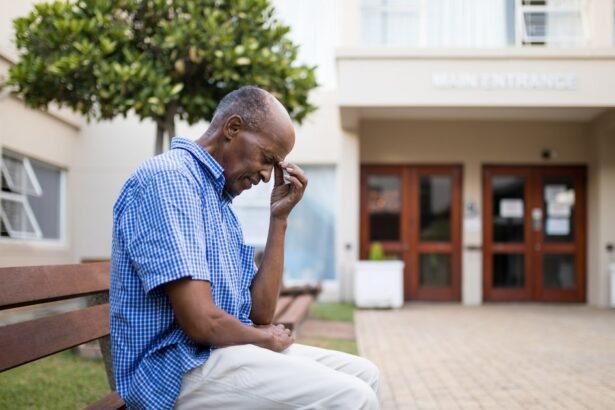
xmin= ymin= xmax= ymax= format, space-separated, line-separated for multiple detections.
xmin=0 ymin=262 xmax=124 ymax=410
xmin=0 ymin=262 xmax=319 ymax=409
xmin=274 ymin=284 xmax=322 ymax=331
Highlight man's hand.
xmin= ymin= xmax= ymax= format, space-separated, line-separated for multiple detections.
xmin=255 ymin=324 xmax=294 ymax=352
xmin=270 ymin=161 xmax=307 ymax=220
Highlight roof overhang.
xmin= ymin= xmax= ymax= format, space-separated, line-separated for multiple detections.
xmin=336 ymin=48 xmax=615 ymax=130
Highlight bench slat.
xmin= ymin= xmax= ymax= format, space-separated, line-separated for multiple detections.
xmin=0 ymin=303 xmax=110 ymax=372
xmin=274 ymin=294 xmax=314 ymax=331
xmin=273 ymin=296 xmax=293 ymax=320
xmin=0 ymin=262 xmax=110 ymax=310
xmin=279 ymin=284 xmax=322 ymax=297
xmin=85 ymin=391 xmax=126 ymax=410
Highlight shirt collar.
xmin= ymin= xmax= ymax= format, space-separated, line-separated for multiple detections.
xmin=171 ymin=137 xmax=232 ymax=202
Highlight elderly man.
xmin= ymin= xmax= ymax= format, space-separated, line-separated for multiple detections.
xmin=110 ymin=86 xmax=380 ymax=409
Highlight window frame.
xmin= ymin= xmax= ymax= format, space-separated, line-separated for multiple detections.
xmin=0 ymin=149 xmax=66 ymax=243
xmin=516 ymin=0 xmax=589 ymax=46
xmin=1 ymin=154 xmax=43 ymax=196
xmin=0 ymin=191 xmax=43 ymax=240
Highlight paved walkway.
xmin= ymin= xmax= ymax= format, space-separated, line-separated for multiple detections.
xmin=355 ymin=304 xmax=615 ymax=410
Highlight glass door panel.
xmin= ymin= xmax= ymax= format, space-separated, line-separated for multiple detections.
xmin=493 ymin=253 xmax=525 ymax=288
xmin=492 ymin=176 xmax=525 ymax=243
xmin=367 ymin=175 xmax=401 ymax=242
xmin=419 ymin=176 xmax=451 ymax=241
xmin=419 ymin=253 xmax=451 ymax=288
xmin=542 ymin=177 xmax=575 ymax=243
xmin=543 ymin=254 xmax=575 ymax=289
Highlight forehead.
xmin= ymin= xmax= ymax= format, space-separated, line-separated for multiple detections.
xmin=256 ymin=133 xmax=291 ymax=161
xmin=256 ymin=123 xmax=294 ymax=159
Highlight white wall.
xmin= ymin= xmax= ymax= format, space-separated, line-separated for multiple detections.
xmin=0 ymin=60 xmax=80 ymax=266
xmin=588 ymin=111 xmax=615 ymax=307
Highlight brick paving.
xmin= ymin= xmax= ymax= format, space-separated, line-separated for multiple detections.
xmin=355 ymin=304 xmax=615 ymax=410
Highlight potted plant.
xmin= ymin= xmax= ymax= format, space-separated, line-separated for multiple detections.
xmin=353 ymin=242 xmax=404 ymax=308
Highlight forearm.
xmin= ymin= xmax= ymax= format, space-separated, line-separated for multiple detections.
xmin=165 ymin=279 xmax=273 ymax=348
xmin=249 ymin=217 xmax=288 ymax=324
xmin=188 ymin=304 xmax=272 ymax=348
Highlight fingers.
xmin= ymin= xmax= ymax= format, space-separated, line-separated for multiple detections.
xmin=280 ymin=162 xmax=307 ymax=186
xmin=279 ymin=162 xmax=308 ymax=191
xmin=276 ymin=323 xmax=292 ymax=336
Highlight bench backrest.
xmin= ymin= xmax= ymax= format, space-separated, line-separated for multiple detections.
xmin=0 ymin=262 xmax=124 ymax=409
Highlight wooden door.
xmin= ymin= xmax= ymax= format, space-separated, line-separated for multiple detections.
xmin=361 ymin=165 xmax=462 ymax=301
xmin=483 ymin=166 xmax=586 ymax=302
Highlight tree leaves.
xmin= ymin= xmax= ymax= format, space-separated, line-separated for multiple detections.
xmin=7 ymin=0 xmax=318 ymax=133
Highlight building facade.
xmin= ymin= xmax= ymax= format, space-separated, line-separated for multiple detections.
xmin=278 ymin=0 xmax=615 ymax=306
xmin=1 ymin=0 xmax=614 ymax=307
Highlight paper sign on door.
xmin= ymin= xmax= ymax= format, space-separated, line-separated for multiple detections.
xmin=500 ymin=199 xmax=524 ymax=218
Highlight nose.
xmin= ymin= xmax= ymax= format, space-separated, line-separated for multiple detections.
xmin=260 ymin=166 xmax=273 ymax=183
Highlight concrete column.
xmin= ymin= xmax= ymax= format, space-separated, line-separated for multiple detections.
xmin=338 ymin=128 xmax=360 ymax=302
xmin=588 ymin=0 xmax=614 ymax=47
xmin=338 ymin=0 xmax=361 ymax=47
xmin=588 ymin=110 xmax=615 ymax=306
xmin=462 ymin=160 xmax=483 ymax=305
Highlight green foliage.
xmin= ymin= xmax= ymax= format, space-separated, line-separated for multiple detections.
xmin=0 ymin=351 xmax=109 ymax=409
xmin=310 ymin=302 xmax=355 ymax=322
xmin=368 ymin=241 xmax=385 ymax=261
xmin=8 ymin=0 xmax=318 ymax=149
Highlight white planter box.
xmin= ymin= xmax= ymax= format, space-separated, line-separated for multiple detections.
xmin=354 ymin=260 xmax=404 ymax=308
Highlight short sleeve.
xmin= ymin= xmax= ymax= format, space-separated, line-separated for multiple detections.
xmin=123 ymin=171 xmax=210 ymax=293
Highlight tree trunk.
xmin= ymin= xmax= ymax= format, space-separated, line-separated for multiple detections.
xmin=155 ymin=122 xmax=165 ymax=155
xmin=154 ymin=104 xmax=177 ymax=155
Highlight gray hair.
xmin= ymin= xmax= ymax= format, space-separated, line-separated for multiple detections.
xmin=210 ymin=86 xmax=272 ymax=131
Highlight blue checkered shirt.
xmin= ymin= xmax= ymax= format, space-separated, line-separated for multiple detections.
xmin=110 ymin=137 xmax=257 ymax=409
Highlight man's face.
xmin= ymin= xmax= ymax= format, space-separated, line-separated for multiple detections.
xmin=222 ymin=126 xmax=293 ymax=197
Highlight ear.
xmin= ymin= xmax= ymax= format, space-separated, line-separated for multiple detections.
xmin=223 ymin=115 xmax=243 ymax=141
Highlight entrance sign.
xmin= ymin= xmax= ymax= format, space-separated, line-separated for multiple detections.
xmin=432 ymin=72 xmax=577 ymax=90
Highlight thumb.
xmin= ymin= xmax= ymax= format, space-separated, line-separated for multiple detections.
xmin=274 ymin=163 xmax=284 ymax=187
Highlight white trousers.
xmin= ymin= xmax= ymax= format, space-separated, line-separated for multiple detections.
xmin=175 ymin=343 xmax=380 ymax=410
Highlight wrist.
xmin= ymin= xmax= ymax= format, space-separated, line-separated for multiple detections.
xmin=269 ymin=215 xmax=288 ymax=227
xmin=254 ymin=326 xmax=274 ymax=349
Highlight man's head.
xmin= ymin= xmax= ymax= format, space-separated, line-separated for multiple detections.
xmin=201 ymin=86 xmax=295 ymax=197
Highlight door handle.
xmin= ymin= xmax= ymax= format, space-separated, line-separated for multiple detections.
xmin=532 ymin=208 xmax=543 ymax=231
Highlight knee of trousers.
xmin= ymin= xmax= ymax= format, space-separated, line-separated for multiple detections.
xmin=357 ymin=357 xmax=381 ymax=391
xmin=350 ymin=380 xmax=380 ymax=410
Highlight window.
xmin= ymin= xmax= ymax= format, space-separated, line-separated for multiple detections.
xmin=233 ymin=165 xmax=337 ymax=283
xmin=1 ymin=151 xmax=64 ymax=240
xmin=360 ymin=0 xmax=587 ymax=48
xmin=285 ymin=166 xmax=336 ymax=283
xmin=517 ymin=0 xmax=587 ymax=46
